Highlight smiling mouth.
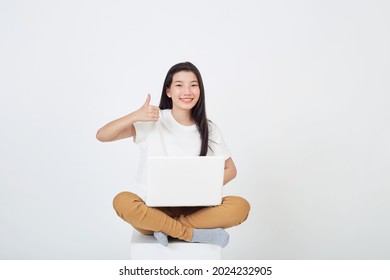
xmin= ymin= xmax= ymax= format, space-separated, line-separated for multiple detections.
xmin=180 ymin=98 xmax=194 ymax=103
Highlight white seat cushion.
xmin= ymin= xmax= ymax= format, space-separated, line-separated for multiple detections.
xmin=130 ymin=231 xmax=222 ymax=260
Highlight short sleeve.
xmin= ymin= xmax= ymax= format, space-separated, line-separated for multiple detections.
xmin=208 ymin=121 xmax=232 ymax=160
xmin=133 ymin=121 xmax=155 ymax=144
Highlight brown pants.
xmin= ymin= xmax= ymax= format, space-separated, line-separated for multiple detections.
xmin=113 ymin=191 xmax=250 ymax=241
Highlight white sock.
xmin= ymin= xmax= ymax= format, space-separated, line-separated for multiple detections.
xmin=153 ymin=231 xmax=168 ymax=247
xmin=191 ymin=228 xmax=229 ymax=248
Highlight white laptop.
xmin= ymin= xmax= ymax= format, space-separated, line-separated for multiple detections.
xmin=145 ymin=156 xmax=225 ymax=207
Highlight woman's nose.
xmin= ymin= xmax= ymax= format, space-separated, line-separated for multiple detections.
xmin=183 ymin=85 xmax=191 ymax=94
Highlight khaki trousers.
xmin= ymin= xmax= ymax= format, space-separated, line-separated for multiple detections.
xmin=113 ymin=191 xmax=250 ymax=241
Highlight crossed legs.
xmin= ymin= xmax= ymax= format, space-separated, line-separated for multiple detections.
xmin=113 ymin=192 xmax=250 ymax=246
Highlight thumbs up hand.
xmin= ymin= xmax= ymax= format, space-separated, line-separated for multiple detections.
xmin=134 ymin=94 xmax=160 ymax=122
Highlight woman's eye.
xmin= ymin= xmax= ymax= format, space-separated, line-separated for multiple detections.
xmin=192 ymin=84 xmax=199 ymax=87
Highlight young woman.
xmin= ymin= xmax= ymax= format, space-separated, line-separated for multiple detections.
xmin=96 ymin=62 xmax=250 ymax=247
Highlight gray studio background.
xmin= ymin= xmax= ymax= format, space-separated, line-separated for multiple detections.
xmin=1 ymin=0 xmax=389 ymax=259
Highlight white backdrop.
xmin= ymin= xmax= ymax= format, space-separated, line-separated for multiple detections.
xmin=1 ymin=0 xmax=389 ymax=259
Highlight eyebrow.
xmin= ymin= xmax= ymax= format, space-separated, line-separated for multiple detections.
xmin=173 ymin=80 xmax=199 ymax=83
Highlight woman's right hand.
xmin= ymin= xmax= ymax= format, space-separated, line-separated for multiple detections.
xmin=96 ymin=94 xmax=160 ymax=142
xmin=133 ymin=94 xmax=160 ymax=122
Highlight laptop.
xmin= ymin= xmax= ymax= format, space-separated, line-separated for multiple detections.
xmin=145 ymin=156 xmax=225 ymax=207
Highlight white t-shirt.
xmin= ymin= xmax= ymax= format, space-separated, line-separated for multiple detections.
xmin=131 ymin=109 xmax=231 ymax=198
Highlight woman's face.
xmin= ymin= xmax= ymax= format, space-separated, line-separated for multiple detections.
xmin=166 ymin=71 xmax=200 ymax=112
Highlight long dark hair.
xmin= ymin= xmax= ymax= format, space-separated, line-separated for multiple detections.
xmin=159 ymin=62 xmax=209 ymax=156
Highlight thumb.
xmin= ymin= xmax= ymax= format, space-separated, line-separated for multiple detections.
xmin=144 ymin=94 xmax=151 ymax=106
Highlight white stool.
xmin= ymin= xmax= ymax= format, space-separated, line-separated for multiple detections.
xmin=130 ymin=231 xmax=222 ymax=260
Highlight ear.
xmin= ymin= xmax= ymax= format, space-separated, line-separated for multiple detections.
xmin=166 ymin=87 xmax=171 ymax=98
